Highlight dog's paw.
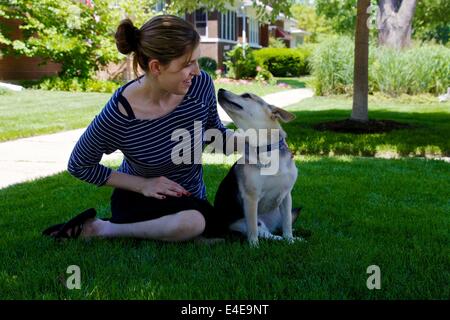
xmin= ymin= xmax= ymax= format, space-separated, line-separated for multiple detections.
xmin=270 ymin=235 xmax=284 ymax=241
xmin=285 ymin=236 xmax=305 ymax=244
xmin=248 ymin=238 xmax=260 ymax=248
xmin=263 ymin=233 xmax=283 ymax=241
xmin=258 ymin=229 xmax=283 ymax=241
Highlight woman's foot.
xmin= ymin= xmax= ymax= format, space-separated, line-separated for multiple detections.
xmin=46 ymin=218 xmax=106 ymax=239
xmin=43 ymin=208 xmax=99 ymax=240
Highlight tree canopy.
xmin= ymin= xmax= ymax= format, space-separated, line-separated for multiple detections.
xmin=0 ymin=0 xmax=293 ymax=78
xmin=290 ymin=3 xmax=332 ymax=42
xmin=315 ymin=0 xmax=449 ymax=44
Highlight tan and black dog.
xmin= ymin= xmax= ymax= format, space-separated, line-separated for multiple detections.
xmin=215 ymin=88 xmax=303 ymax=247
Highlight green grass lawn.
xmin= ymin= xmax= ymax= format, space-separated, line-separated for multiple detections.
xmin=274 ymin=76 xmax=314 ymax=89
xmin=0 ymin=82 xmax=289 ymax=142
xmin=0 ymin=156 xmax=448 ymax=299
xmin=0 ymin=90 xmax=111 ymax=142
xmin=3 ymin=87 xmax=447 ymax=158
xmin=1 ymin=80 xmax=449 ymax=299
xmin=282 ymin=95 xmax=450 ymax=157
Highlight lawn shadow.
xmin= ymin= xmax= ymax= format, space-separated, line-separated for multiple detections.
xmin=284 ymin=109 xmax=450 ymax=157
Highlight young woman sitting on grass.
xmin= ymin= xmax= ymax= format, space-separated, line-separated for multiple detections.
xmin=43 ymin=15 xmax=237 ymax=242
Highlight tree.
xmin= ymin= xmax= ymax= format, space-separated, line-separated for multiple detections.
xmin=168 ymin=0 xmax=293 ymax=24
xmin=315 ymin=0 xmax=448 ymax=47
xmin=377 ymin=0 xmax=417 ymax=49
xmin=290 ymin=3 xmax=333 ymax=42
xmin=0 ymin=0 xmax=293 ymax=78
xmin=0 ymin=0 xmax=158 ymax=78
xmin=413 ymin=0 xmax=449 ymax=44
xmin=316 ymin=0 xmax=357 ymax=35
xmin=351 ymin=0 xmax=370 ymax=122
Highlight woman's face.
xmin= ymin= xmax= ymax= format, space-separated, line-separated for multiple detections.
xmin=158 ymin=46 xmax=201 ymax=95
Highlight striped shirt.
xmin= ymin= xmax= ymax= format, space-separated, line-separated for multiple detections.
xmin=68 ymin=70 xmax=230 ymax=200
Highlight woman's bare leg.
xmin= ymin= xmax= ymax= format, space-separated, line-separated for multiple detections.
xmin=79 ymin=210 xmax=205 ymax=242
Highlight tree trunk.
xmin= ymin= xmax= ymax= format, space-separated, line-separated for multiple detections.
xmin=351 ymin=0 xmax=370 ymax=123
xmin=377 ymin=0 xmax=417 ymax=49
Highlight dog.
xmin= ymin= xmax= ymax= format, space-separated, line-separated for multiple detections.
xmin=215 ymin=88 xmax=303 ymax=247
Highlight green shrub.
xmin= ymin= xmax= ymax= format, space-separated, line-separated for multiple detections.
xmin=198 ymin=57 xmax=218 ymax=78
xmin=25 ymin=77 xmax=122 ymax=93
xmin=223 ymin=44 xmax=258 ymax=79
xmin=309 ymin=36 xmax=355 ymax=95
xmin=311 ymin=36 xmax=450 ymax=96
xmin=268 ymin=37 xmax=287 ymax=48
xmin=83 ymin=78 xmax=122 ymax=93
xmin=255 ymin=65 xmax=277 ymax=85
xmin=254 ymin=47 xmax=312 ymax=77
xmin=371 ymin=45 xmax=450 ymax=95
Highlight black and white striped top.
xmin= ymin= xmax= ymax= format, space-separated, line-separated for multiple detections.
xmin=68 ymin=70 xmax=229 ymax=200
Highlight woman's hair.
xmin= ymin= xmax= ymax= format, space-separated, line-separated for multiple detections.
xmin=115 ymin=15 xmax=200 ymax=78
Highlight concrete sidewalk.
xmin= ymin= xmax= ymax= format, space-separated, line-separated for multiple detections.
xmin=0 ymin=88 xmax=313 ymax=189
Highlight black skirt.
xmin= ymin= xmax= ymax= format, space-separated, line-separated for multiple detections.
xmin=110 ymin=188 xmax=227 ymax=237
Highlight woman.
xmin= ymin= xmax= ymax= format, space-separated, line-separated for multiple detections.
xmin=43 ymin=15 xmax=236 ymax=241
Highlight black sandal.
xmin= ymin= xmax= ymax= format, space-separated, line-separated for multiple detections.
xmin=43 ymin=208 xmax=97 ymax=239
xmin=42 ymin=223 xmax=65 ymax=237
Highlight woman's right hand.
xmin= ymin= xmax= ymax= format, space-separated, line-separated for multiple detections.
xmin=140 ymin=176 xmax=191 ymax=199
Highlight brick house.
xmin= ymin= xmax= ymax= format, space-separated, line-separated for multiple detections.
xmin=0 ymin=0 xmax=306 ymax=81
xmin=0 ymin=18 xmax=61 ymax=82
xmin=270 ymin=17 xmax=310 ymax=48
xmin=185 ymin=1 xmax=308 ymax=71
xmin=185 ymin=3 xmax=267 ymax=70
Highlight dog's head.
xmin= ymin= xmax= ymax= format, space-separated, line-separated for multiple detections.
xmin=217 ymin=88 xmax=295 ymax=131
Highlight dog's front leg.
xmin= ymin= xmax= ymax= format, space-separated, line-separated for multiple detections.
xmin=280 ymin=193 xmax=303 ymax=243
xmin=243 ymin=197 xmax=259 ymax=247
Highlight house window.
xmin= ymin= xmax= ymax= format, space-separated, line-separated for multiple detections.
xmin=154 ymin=0 xmax=165 ymax=12
xmin=249 ymin=17 xmax=259 ymax=45
xmin=195 ymin=9 xmax=208 ymax=36
xmin=220 ymin=10 xmax=236 ymax=41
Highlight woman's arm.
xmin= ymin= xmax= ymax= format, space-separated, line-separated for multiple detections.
xmin=105 ymin=171 xmax=189 ymax=199
xmin=204 ymin=73 xmax=244 ymax=155
xmin=67 ymin=112 xmax=117 ymax=187
xmin=69 ymin=103 xmax=189 ymax=199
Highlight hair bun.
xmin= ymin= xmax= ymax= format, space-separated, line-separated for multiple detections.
xmin=115 ymin=18 xmax=140 ymax=54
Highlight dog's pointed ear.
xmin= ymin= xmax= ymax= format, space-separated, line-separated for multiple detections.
xmin=270 ymin=106 xmax=296 ymax=122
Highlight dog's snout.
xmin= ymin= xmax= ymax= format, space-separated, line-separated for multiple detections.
xmin=218 ymin=88 xmax=227 ymax=97
xmin=217 ymin=88 xmax=243 ymax=115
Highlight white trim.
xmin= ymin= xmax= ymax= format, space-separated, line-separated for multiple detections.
xmin=200 ymin=37 xmax=260 ymax=48
xmin=200 ymin=37 xmax=238 ymax=45
xmin=290 ymin=28 xmax=311 ymax=35
xmin=220 ymin=10 xmax=237 ymax=41
xmin=249 ymin=43 xmax=262 ymax=49
xmin=248 ymin=16 xmax=259 ymax=45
